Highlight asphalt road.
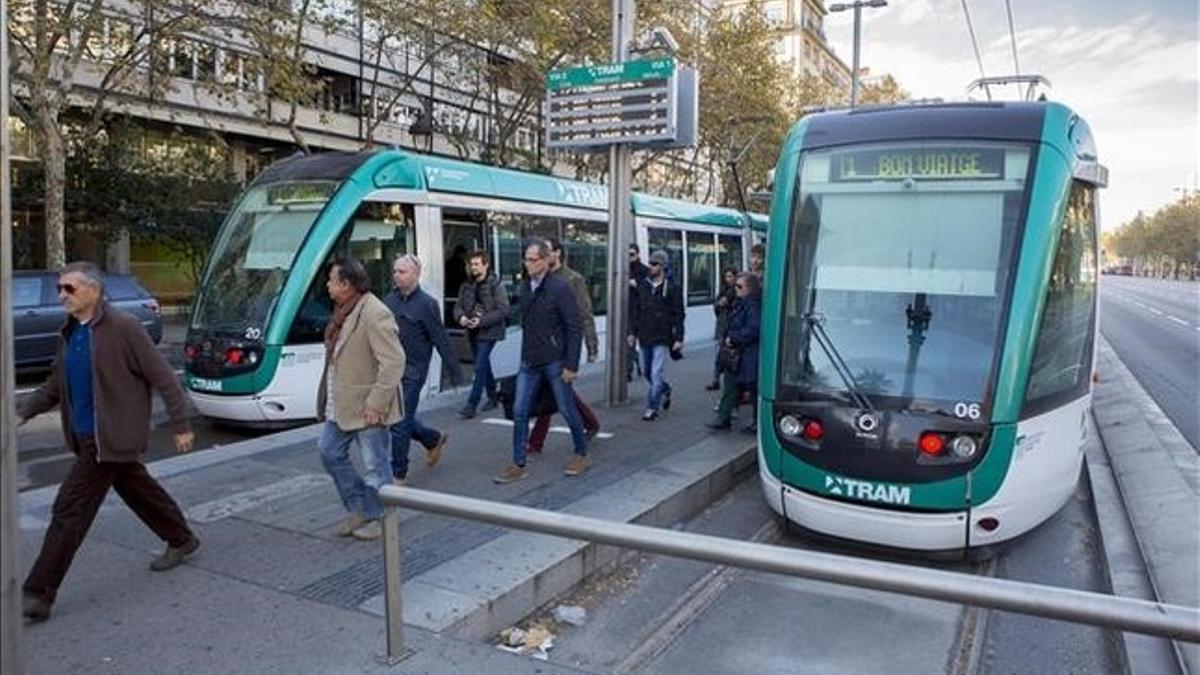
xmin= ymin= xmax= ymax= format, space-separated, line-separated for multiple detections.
xmin=1099 ymin=275 xmax=1200 ymax=449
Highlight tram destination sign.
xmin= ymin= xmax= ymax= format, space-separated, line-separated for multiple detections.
xmin=547 ymin=58 xmax=675 ymax=90
xmin=545 ymin=57 xmax=697 ymax=151
xmin=832 ymin=147 xmax=1006 ymax=182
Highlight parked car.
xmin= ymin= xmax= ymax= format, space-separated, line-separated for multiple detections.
xmin=13 ymin=270 xmax=163 ymax=369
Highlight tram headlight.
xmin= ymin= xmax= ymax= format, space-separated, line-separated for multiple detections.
xmin=950 ymin=435 xmax=978 ymax=459
xmin=778 ymin=415 xmax=803 ymax=438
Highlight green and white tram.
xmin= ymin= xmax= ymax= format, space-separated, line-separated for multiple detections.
xmin=758 ymin=101 xmax=1107 ymax=551
xmin=184 ymin=149 xmax=765 ymax=425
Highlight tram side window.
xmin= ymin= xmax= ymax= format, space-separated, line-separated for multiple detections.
xmin=285 ymin=201 xmax=415 ymax=344
xmin=562 ymin=218 xmax=608 ymax=315
xmin=647 ymin=228 xmax=684 ymax=288
xmin=718 ymin=234 xmax=744 ymax=275
xmin=1022 ymin=182 xmax=1098 ymax=413
xmin=686 ymin=232 xmax=717 ymax=306
xmin=488 ymin=210 xmax=564 ymax=326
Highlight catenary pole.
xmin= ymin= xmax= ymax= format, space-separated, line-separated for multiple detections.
xmin=605 ymin=0 xmax=635 ymax=406
xmin=2 ymin=0 xmax=28 ymax=667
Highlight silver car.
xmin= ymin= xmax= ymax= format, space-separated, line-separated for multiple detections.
xmin=13 ymin=270 xmax=164 ymax=369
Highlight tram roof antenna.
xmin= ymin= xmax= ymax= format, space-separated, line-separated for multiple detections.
xmin=966 ymin=74 xmax=1051 ymax=102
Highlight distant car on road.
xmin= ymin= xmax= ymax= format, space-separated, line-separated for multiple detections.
xmin=13 ymin=270 xmax=163 ymax=370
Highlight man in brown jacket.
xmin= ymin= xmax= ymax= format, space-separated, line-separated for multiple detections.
xmin=316 ymin=258 xmax=405 ymax=541
xmin=17 ymin=262 xmax=199 ymax=623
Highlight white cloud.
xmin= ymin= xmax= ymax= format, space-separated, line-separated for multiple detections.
xmin=820 ymin=3 xmax=1199 ymax=229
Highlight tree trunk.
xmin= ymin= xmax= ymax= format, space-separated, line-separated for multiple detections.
xmin=40 ymin=115 xmax=68 ymax=269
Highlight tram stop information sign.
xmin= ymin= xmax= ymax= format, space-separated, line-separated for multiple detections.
xmin=545 ymin=57 xmax=698 ymax=151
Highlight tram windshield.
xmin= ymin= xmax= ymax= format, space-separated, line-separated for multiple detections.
xmin=777 ymin=141 xmax=1032 ymax=415
xmin=190 ymin=181 xmax=338 ymax=334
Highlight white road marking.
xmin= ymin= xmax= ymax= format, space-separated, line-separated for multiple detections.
xmin=481 ymin=417 xmax=614 ymax=439
xmin=185 ymin=473 xmax=333 ymax=523
xmin=1149 ymin=308 xmax=1165 ymax=316
xmin=1166 ymin=315 xmax=1189 ymax=327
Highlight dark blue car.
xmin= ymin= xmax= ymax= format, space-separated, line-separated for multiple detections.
xmin=13 ymin=270 xmax=164 ymax=369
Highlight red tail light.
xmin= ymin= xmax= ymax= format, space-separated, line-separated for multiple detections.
xmin=918 ymin=432 xmax=946 ymax=456
xmin=226 ymin=348 xmax=245 ymax=365
xmin=184 ymin=344 xmax=199 ymax=360
xmin=802 ymin=420 xmax=825 ymax=441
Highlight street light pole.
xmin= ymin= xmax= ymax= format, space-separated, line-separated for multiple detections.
xmin=828 ymin=0 xmax=887 ymax=108
xmin=2 ymin=0 xmax=27 ymax=669
xmin=605 ymin=0 xmax=635 ymax=406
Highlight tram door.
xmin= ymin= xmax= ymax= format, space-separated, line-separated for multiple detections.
xmin=441 ymin=212 xmax=487 ymax=384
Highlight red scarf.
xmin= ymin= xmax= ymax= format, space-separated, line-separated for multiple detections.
xmin=324 ymin=291 xmax=363 ymax=362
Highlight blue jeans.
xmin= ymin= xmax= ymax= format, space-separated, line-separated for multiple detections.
xmin=466 ymin=339 xmax=498 ymax=408
xmin=641 ymin=344 xmax=671 ymax=411
xmin=390 ymin=378 xmax=441 ymax=479
xmin=511 ymin=361 xmax=587 ymax=466
xmin=319 ymin=422 xmax=391 ymax=521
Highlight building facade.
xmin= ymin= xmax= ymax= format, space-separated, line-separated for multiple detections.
xmin=722 ymin=0 xmax=852 ymax=93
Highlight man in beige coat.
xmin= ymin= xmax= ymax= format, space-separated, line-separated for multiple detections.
xmin=316 ymin=258 xmax=405 ymax=541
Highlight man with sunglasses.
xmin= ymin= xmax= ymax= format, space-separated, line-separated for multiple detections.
xmin=628 ymin=250 xmax=685 ymax=421
xmin=17 ymin=262 xmax=199 ymax=623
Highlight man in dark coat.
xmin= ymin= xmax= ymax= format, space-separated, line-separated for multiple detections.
xmin=494 ymin=240 xmax=590 ymax=483
xmin=628 ymin=250 xmax=685 ymax=421
xmin=17 ymin=262 xmax=199 ymax=622
xmin=455 ymin=250 xmax=509 ymax=418
xmin=384 ymin=254 xmax=464 ymax=483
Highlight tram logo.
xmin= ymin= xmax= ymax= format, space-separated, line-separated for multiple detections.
xmin=825 ymin=475 xmax=911 ymax=505
xmin=855 ymin=412 xmax=879 ymax=433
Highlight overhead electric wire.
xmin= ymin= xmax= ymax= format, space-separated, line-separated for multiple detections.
xmin=1004 ymin=0 xmax=1021 ymax=75
xmin=959 ymin=0 xmax=987 ymax=85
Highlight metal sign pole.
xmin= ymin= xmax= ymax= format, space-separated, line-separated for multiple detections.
xmin=1 ymin=0 xmax=28 ymax=667
xmin=604 ymin=0 xmax=635 ymax=406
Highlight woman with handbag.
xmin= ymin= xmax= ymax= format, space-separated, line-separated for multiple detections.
xmin=706 ymin=267 xmax=739 ymax=391
xmin=706 ymin=273 xmax=762 ymax=432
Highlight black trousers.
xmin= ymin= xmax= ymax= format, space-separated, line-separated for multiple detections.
xmin=24 ymin=437 xmax=194 ymax=602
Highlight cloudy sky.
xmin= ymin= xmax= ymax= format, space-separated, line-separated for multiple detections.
xmin=821 ymin=0 xmax=1198 ymax=230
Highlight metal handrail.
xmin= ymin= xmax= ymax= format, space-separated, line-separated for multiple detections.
xmin=375 ymin=486 xmax=1200 ymax=663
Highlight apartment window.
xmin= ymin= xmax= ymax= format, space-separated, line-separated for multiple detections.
xmin=764 ymin=3 xmax=785 ymax=27
xmin=171 ymin=40 xmax=194 ymax=79
xmin=195 ymin=42 xmax=216 ymax=82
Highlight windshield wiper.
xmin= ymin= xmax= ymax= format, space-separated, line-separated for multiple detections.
xmin=803 ymin=312 xmax=875 ymax=413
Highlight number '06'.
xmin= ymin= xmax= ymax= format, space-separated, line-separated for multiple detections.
xmin=954 ymin=402 xmax=982 ymax=420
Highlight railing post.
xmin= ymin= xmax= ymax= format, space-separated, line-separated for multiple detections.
xmin=379 ymin=504 xmax=412 ymax=665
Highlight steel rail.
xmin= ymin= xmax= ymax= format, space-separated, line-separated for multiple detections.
xmin=376 ymin=485 xmax=1199 ymax=663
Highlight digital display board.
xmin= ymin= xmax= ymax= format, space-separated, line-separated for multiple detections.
xmin=831 ymin=148 xmax=1006 ymax=182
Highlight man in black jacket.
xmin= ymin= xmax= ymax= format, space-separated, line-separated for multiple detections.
xmin=494 ymin=240 xmax=590 ymax=483
xmin=628 ymin=250 xmax=685 ymax=421
xmin=455 ymin=250 xmax=509 ymax=418
xmin=384 ymin=254 xmax=464 ymax=483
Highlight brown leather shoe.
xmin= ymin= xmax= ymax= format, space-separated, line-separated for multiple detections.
xmin=334 ymin=513 xmax=367 ymax=537
xmin=351 ymin=520 xmax=383 ymax=541
xmin=426 ymin=432 xmax=447 ymax=467
xmin=493 ymin=464 xmax=529 ymax=484
xmin=150 ymin=537 xmax=200 ymax=572
xmin=564 ymin=455 xmax=590 ymax=477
